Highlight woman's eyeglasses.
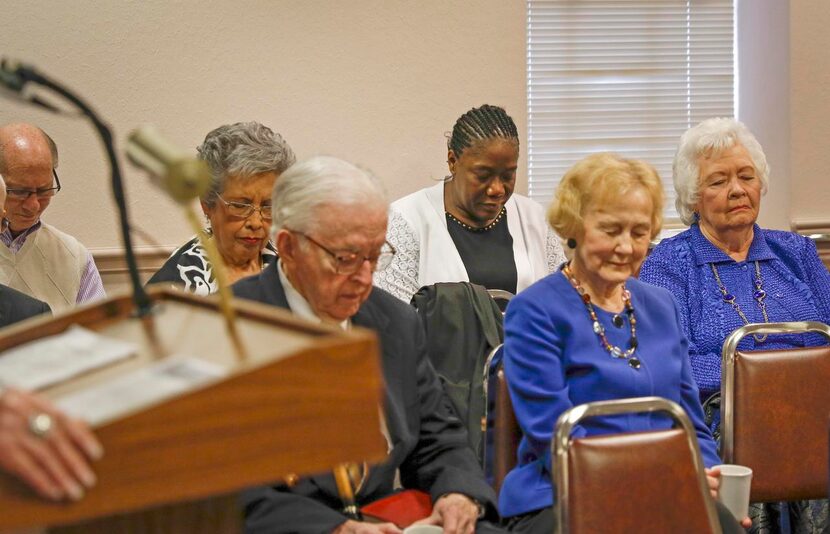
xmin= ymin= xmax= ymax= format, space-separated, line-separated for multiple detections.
xmin=215 ymin=194 xmax=272 ymax=220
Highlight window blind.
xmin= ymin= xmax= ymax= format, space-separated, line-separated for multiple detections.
xmin=527 ymin=0 xmax=734 ymax=219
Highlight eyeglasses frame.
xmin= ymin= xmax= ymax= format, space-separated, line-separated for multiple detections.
xmin=214 ymin=193 xmax=273 ymax=220
xmin=289 ymin=229 xmax=396 ymax=275
xmin=5 ymin=169 xmax=62 ymax=200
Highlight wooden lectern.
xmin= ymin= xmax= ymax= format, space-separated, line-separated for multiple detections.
xmin=0 ymin=288 xmax=387 ymax=533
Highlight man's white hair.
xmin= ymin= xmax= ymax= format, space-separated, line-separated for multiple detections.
xmin=271 ymin=156 xmax=388 ymax=236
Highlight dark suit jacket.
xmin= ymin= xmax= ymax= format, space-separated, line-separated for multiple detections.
xmin=0 ymin=283 xmax=51 ymax=328
xmin=233 ymin=263 xmax=497 ymax=533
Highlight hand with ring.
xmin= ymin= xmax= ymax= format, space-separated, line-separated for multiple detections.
xmin=0 ymin=388 xmax=103 ymax=501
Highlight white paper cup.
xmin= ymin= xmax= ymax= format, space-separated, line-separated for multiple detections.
xmin=403 ymin=526 xmax=443 ymax=534
xmin=714 ymin=464 xmax=753 ymax=521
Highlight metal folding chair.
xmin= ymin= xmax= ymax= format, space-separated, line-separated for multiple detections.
xmin=720 ymin=321 xmax=830 ymax=501
xmin=482 ymin=344 xmax=521 ymax=493
xmin=553 ymin=397 xmax=719 ymax=533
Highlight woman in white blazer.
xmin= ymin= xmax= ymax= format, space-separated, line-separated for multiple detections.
xmin=375 ymin=104 xmax=565 ymax=302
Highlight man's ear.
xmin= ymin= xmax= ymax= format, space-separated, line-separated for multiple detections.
xmin=275 ymin=230 xmax=296 ymax=265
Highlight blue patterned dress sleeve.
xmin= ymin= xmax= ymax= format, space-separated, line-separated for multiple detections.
xmin=670 ymin=290 xmax=721 ymax=465
xmin=639 ymin=232 xmax=723 ymax=399
xmin=793 ymin=235 xmax=830 ymax=323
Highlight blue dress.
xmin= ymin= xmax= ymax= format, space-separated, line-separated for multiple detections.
xmin=498 ymin=272 xmax=720 ymax=518
xmin=640 ymin=224 xmax=830 ymax=404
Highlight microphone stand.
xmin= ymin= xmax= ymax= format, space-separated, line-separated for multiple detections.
xmin=125 ymin=126 xmax=248 ymax=362
xmin=7 ymin=62 xmax=153 ymax=317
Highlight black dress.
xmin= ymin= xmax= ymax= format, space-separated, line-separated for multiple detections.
xmin=445 ymin=208 xmax=518 ymax=295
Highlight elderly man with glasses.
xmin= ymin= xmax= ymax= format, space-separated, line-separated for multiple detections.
xmin=0 ymin=123 xmax=105 ymax=312
xmin=0 ymin=175 xmax=51 ymax=328
xmin=233 ymin=156 xmax=500 ymax=534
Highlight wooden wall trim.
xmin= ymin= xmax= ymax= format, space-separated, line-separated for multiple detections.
xmin=96 ymin=222 xmax=829 ymax=295
xmin=791 ymin=219 xmax=830 ymax=270
xmin=813 ymin=239 xmax=830 ymax=270
xmin=791 ymin=219 xmax=830 ymax=233
xmin=91 ymin=246 xmax=175 ymax=295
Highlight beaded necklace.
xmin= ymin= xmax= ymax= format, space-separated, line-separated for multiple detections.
xmin=562 ymin=264 xmax=641 ymax=369
xmin=446 ymin=207 xmax=506 ymax=232
xmin=709 ymin=260 xmax=769 ymax=342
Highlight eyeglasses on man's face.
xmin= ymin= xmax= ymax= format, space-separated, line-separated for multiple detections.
xmin=215 ymin=194 xmax=273 ymax=220
xmin=5 ymin=170 xmax=62 ymax=201
xmin=291 ymin=230 xmax=396 ymax=275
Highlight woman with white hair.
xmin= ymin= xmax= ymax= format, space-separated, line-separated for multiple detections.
xmin=148 ymin=122 xmax=295 ymax=294
xmin=640 ymin=117 xmax=830 ymax=533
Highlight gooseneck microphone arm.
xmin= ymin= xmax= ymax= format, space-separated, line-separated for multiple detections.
xmin=3 ymin=61 xmax=153 ymax=316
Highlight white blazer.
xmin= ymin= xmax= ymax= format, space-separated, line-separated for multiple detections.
xmin=375 ymin=182 xmax=563 ymax=302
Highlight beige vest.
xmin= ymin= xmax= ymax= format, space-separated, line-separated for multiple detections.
xmin=0 ymin=223 xmax=87 ymax=312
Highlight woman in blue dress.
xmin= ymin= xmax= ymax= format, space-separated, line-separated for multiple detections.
xmin=640 ymin=118 xmax=830 ymax=533
xmin=500 ymin=153 xmax=746 ymax=533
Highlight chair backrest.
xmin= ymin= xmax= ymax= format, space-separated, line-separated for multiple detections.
xmin=486 ymin=289 xmax=514 ymax=315
xmin=553 ymin=397 xmax=719 ymax=534
xmin=481 ymin=288 xmax=515 ymax=485
xmin=720 ymin=321 xmax=830 ymax=502
xmin=486 ymin=288 xmax=514 ymax=311
xmin=489 ymin=358 xmax=521 ymax=493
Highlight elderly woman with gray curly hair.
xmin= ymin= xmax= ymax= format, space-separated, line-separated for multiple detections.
xmin=148 ymin=122 xmax=295 ymax=294
xmin=640 ymin=117 xmax=830 ymax=533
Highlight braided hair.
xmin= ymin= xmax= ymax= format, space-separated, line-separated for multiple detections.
xmin=447 ymin=104 xmax=519 ymax=156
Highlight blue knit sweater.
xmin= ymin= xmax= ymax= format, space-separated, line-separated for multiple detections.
xmin=640 ymin=224 xmax=830 ymax=402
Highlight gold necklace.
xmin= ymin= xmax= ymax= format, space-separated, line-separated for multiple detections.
xmin=446 ymin=207 xmax=506 ymax=232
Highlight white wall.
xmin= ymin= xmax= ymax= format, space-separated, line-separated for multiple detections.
xmin=0 ymin=1 xmax=527 ymax=251
xmin=737 ymin=0 xmax=790 ymax=230
xmin=2 ymin=1 xmax=827 ymax=251
xmin=670 ymin=0 xmax=827 ymax=234
xmin=790 ymin=0 xmax=830 ymax=231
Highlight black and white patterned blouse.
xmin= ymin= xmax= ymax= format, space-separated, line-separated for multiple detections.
xmin=147 ymin=236 xmax=277 ymax=295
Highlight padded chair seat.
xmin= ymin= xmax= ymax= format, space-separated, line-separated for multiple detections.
xmin=732 ymin=345 xmax=830 ymax=501
xmin=567 ymin=429 xmax=715 ymax=533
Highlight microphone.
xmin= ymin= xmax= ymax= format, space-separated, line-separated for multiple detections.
xmin=0 ymin=58 xmax=63 ymax=113
xmin=0 ymin=58 xmax=26 ymax=92
xmin=127 ymin=126 xmax=246 ymax=359
xmin=1 ymin=59 xmax=156 ymax=314
xmin=126 ymin=126 xmax=212 ymax=204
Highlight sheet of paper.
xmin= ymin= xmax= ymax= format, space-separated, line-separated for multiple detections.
xmin=55 ymin=357 xmax=227 ymax=426
xmin=0 ymin=326 xmax=137 ymax=391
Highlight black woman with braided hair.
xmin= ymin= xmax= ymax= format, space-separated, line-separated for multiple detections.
xmin=375 ymin=104 xmax=565 ymax=303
